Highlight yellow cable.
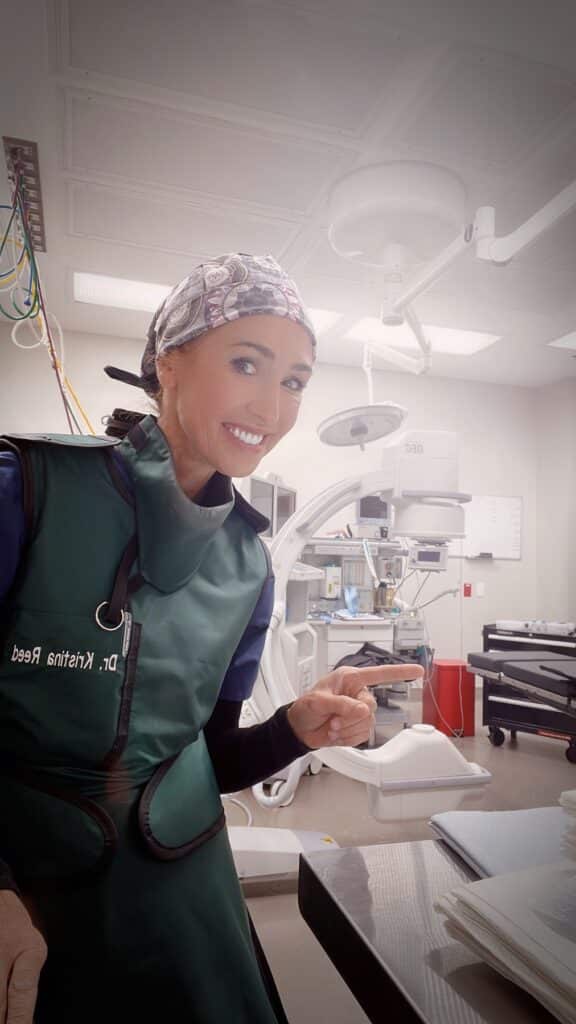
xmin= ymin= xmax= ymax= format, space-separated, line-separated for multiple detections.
xmin=49 ymin=351 xmax=96 ymax=435
xmin=0 ymin=258 xmax=29 ymax=288
xmin=63 ymin=373 xmax=96 ymax=435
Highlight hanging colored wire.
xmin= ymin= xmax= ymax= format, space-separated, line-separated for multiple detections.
xmin=0 ymin=198 xmax=40 ymax=321
xmin=1 ymin=172 xmax=96 ymax=434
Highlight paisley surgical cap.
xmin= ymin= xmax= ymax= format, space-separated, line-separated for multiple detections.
xmin=104 ymin=253 xmax=315 ymax=394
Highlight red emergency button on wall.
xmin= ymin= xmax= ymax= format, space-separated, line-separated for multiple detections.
xmin=463 ymin=582 xmax=472 ymax=597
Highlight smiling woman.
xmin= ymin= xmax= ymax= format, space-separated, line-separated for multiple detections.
xmin=0 ymin=251 xmax=421 ymax=1024
xmin=155 ymin=317 xmax=315 ymax=496
xmin=105 ymin=252 xmax=317 ymax=494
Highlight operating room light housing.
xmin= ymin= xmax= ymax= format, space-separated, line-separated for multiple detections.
xmin=328 ymin=161 xmax=468 ymax=267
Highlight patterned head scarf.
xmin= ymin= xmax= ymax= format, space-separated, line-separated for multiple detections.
xmin=104 ymin=253 xmax=315 ymax=395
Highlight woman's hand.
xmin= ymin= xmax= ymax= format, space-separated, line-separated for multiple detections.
xmin=286 ymin=663 xmax=424 ymax=750
xmin=0 ymin=889 xmax=47 ymax=1024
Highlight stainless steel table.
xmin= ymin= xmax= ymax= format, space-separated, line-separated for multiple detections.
xmin=298 ymin=840 xmax=556 ymax=1024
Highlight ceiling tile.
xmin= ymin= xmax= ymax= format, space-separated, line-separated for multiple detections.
xmin=66 ymin=91 xmax=351 ymax=213
xmin=393 ymin=48 xmax=576 ymax=172
xmin=68 ymin=182 xmax=300 ymax=257
xmin=64 ymin=0 xmax=416 ymax=134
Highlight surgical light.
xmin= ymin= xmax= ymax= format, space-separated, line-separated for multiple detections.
xmin=327 ymin=160 xmax=576 ymax=374
xmin=317 ymin=403 xmax=406 ymax=447
xmin=328 ymin=161 xmax=467 ymax=266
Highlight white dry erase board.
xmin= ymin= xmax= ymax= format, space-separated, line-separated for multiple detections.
xmin=449 ymin=495 xmax=522 ymax=560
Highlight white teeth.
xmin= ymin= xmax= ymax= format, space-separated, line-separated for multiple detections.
xmin=226 ymin=425 xmax=264 ymax=446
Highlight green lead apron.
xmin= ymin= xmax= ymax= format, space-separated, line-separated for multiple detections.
xmin=0 ymin=417 xmax=283 ymax=1023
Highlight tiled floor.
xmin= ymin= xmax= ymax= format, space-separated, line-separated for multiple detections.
xmin=226 ymin=697 xmax=576 ymax=1024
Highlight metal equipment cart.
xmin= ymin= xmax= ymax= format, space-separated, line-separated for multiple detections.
xmin=480 ymin=623 xmax=576 ymax=763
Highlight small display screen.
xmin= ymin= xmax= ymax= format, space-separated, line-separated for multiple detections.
xmin=276 ymin=487 xmax=296 ymax=532
xmin=417 ymin=550 xmax=441 ymax=562
xmin=359 ymin=494 xmax=388 ymax=522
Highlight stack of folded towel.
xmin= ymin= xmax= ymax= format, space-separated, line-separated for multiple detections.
xmin=435 ymin=790 xmax=576 ymax=1024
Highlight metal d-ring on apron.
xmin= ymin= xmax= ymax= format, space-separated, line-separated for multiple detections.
xmin=94 ymin=535 xmax=140 ymax=631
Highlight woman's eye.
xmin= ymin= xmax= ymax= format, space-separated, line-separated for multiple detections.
xmin=283 ymin=377 xmax=306 ymax=393
xmin=231 ymin=357 xmax=257 ymax=375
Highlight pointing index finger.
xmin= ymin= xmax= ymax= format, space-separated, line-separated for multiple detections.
xmin=339 ymin=663 xmax=424 ymax=696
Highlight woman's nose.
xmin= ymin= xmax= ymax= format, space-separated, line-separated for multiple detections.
xmin=247 ymin=389 xmax=280 ymax=427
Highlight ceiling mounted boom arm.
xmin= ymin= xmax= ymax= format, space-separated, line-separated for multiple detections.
xmin=385 ymin=178 xmax=576 ymax=315
xmin=475 ymin=179 xmax=576 ymax=264
xmin=387 ymin=229 xmax=474 ymax=315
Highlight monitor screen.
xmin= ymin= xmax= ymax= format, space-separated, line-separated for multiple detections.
xmin=276 ymin=486 xmax=296 ymax=533
xmin=417 ymin=549 xmax=441 ymax=563
xmin=358 ymin=494 xmax=389 ymax=524
xmin=250 ymin=478 xmax=273 ymax=536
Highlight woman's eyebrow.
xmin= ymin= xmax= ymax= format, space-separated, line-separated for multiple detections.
xmin=230 ymin=341 xmax=313 ymax=373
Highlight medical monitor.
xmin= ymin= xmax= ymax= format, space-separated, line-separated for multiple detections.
xmin=356 ymin=494 xmax=389 ymax=527
xmin=249 ymin=478 xmax=274 ymax=537
xmin=276 ymin=486 xmax=297 ymax=533
xmin=249 ymin=476 xmax=296 ymax=536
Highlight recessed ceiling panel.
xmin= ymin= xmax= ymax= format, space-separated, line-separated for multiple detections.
xmin=394 ymin=49 xmax=576 ymax=172
xmin=489 ymin=125 xmax=576 ymax=269
xmin=423 ymin=257 xmax=576 ymax=319
xmin=64 ymin=0 xmax=414 ymax=133
xmin=287 ymin=1 xmax=576 ymax=75
xmin=504 ymin=210 xmax=576 ymax=272
xmin=67 ymin=92 xmax=350 ymax=213
xmin=69 ymin=182 xmax=299 ymax=258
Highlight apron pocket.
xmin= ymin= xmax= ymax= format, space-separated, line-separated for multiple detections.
xmin=0 ymin=772 xmax=117 ymax=881
xmin=138 ymin=733 xmax=224 ymax=860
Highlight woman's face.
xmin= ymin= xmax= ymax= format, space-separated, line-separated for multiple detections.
xmin=157 ymin=315 xmax=314 ymax=481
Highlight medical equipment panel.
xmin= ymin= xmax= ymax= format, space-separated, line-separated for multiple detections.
xmin=408 ymin=544 xmax=448 ymax=572
xmin=248 ymin=475 xmax=297 ymax=536
xmin=355 ymin=493 xmax=390 ymax=538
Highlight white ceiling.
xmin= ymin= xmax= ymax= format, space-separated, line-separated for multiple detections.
xmin=2 ymin=0 xmax=576 ymax=387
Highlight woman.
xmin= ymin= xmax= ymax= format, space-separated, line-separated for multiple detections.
xmin=0 ymin=253 xmax=421 ymax=1023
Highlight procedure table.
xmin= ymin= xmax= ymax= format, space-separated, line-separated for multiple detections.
xmin=298 ymin=840 xmax=556 ymax=1024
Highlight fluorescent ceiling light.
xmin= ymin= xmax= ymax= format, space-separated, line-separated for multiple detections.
xmin=307 ymin=308 xmax=343 ymax=334
xmin=74 ymin=272 xmax=171 ymax=312
xmin=548 ymin=331 xmax=576 ymax=351
xmin=345 ymin=317 xmax=500 ymax=355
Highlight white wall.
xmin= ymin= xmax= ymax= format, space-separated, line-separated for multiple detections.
xmin=2 ymin=323 xmax=570 ymax=658
xmin=535 ymin=379 xmax=576 ymax=620
xmin=256 ymin=362 xmax=541 ymax=659
xmin=0 ymin=323 xmax=148 ymax=433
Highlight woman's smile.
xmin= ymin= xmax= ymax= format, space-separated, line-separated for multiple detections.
xmin=223 ymin=422 xmax=267 ymax=449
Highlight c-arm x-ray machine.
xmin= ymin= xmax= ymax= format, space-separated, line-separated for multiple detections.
xmin=243 ymin=429 xmax=491 ymax=811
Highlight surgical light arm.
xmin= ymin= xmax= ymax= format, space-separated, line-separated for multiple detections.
xmin=371 ymin=179 xmax=576 ymax=370
xmin=383 ymin=179 xmax=576 ymax=317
